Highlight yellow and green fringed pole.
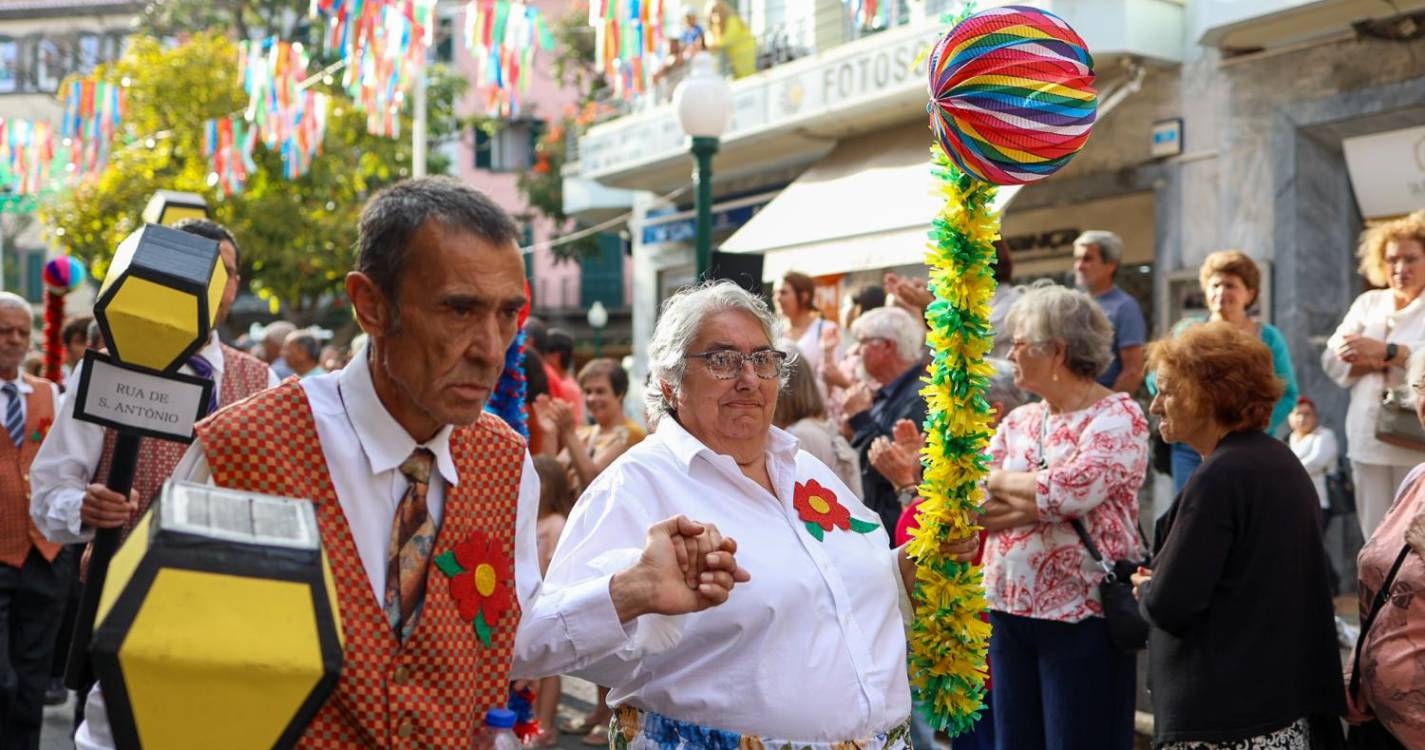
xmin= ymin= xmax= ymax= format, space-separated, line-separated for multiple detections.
xmin=908 ymin=3 xmax=1098 ymax=733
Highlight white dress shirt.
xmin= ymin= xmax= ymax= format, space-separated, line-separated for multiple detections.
xmin=30 ymin=332 xmax=280 ymax=543
xmin=1322 ymin=289 xmax=1425 ymax=467
xmin=513 ymin=416 xmax=913 ymax=742
xmin=77 ymin=345 xmax=543 ymax=750
xmin=0 ymin=372 xmax=61 ymax=437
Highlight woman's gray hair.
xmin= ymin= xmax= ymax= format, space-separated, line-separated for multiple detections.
xmin=1005 ymin=281 xmax=1114 ymax=380
xmin=645 ymin=280 xmax=787 ymax=420
xmin=850 ymin=306 xmax=924 ymax=361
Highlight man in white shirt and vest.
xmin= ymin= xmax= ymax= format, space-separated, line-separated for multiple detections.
xmin=73 ymin=177 xmax=749 ymax=749
xmin=0 ymin=292 xmax=65 ymax=750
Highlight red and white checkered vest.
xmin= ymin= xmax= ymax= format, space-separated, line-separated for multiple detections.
xmin=0 ymin=374 xmax=57 ymax=568
xmin=93 ymin=344 xmax=271 ymax=537
xmin=195 ymin=381 xmax=525 ymax=750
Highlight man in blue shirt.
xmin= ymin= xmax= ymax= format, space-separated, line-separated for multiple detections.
xmin=1074 ymin=230 xmax=1146 ymax=393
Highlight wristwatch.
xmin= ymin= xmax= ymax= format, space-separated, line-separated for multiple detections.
xmin=895 ymin=484 xmax=919 ymax=507
xmin=1387 ymin=343 xmax=1399 ymax=363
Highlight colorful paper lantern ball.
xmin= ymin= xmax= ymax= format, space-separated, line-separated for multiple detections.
xmin=43 ymin=256 xmax=87 ymax=295
xmin=927 ymin=6 xmax=1097 ymax=186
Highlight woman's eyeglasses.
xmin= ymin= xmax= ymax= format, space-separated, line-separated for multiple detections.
xmin=685 ymin=349 xmax=788 ymax=380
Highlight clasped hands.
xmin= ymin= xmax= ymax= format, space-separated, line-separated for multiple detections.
xmin=610 ymin=515 xmax=752 ymax=623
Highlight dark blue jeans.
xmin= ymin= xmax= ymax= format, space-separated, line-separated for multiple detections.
xmin=988 ymin=611 xmax=1135 ymax=750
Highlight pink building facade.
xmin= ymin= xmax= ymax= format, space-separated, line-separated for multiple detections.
xmin=448 ymin=0 xmax=633 ymax=328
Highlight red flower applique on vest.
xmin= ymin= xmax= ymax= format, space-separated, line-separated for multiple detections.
xmin=793 ymin=478 xmax=879 ymax=541
xmin=436 ymin=530 xmax=514 ymax=647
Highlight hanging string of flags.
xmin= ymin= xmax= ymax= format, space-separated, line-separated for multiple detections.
xmin=60 ymin=78 xmax=126 ymax=178
xmin=0 ymin=119 xmax=61 ymax=195
xmin=311 ymin=0 xmax=437 ymax=137
xmin=463 ymin=0 xmax=556 ymax=118
xmin=589 ymin=0 xmax=669 ymax=101
xmin=203 ymin=117 xmax=256 ymax=197
xmin=7 ymin=1 xmax=436 ymax=199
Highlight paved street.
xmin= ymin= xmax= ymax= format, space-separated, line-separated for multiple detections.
xmin=41 ymin=678 xmax=604 ymax=750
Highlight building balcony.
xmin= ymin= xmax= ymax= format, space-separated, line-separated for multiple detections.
xmin=566 ymin=0 xmax=1184 ymax=196
xmin=1197 ymin=0 xmax=1425 ymax=53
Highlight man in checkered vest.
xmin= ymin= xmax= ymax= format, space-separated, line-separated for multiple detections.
xmin=0 ymin=291 xmax=66 ymax=750
xmin=73 ymin=178 xmax=749 ymax=749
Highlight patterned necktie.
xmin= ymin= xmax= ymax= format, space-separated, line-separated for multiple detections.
xmin=384 ymin=448 xmax=437 ymax=639
xmin=2 ymin=383 xmax=21 ymax=448
xmin=187 ymin=354 xmax=219 ymax=417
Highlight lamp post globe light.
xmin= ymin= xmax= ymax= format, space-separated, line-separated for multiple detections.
xmin=586 ymin=300 xmax=609 ymax=357
xmin=672 ymin=52 xmax=733 ymax=281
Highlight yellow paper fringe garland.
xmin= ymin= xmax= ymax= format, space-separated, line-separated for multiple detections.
xmin=906 ymin=143 xmax=998 ymax=734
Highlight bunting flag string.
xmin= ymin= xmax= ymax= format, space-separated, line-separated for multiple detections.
xmin=237 ymin=37 xmax=331 ymax=184
xmin=589 ymin=0 xmax=667 ymax=101
xmin=311 ymin=0 xmax=437 ymax=137
xmin=203 ymin=116 xmax=257 ymax=196
xmin=0 ymin=118 xmax=63 ymax=196
xmin=60 ymin=78 xmax=125 ymax=178
xmin=463 ymin=0 xmax=556 ymax=118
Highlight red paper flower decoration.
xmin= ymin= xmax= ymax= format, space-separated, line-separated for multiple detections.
xmin=794 ymin=479 xmax=880 ymax=541
xmin=435 ymin=530 xmax=513 ymax=647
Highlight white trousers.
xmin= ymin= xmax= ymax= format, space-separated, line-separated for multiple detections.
xmin=1350 ymin=461 xmax=1416 ymax=540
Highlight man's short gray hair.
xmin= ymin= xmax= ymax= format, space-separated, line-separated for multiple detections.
xmin=851 ymin=307 xmax=924 ymax=362
xmin=645 ymin=280 xmax=786 ymax=420
xmin=1074 ymin=230 xmax=1123 ymax=266
xmin=264 ymin=320 xmax=296 ymax=345
xmin=285 ymin=330 xmax=321 ymax=363
xmin=1006 ymin=281 xmax=1114 ymax=380
xmin=985 ymin=357 xmax=1029 ymax=414
xmin=0 ymin=292 xmax=29 ymax=316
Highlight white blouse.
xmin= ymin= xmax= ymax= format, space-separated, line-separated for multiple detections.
xmin=1321 ymin=289 xmax=1425 ymax=467
xmin=1289 ymin=426 xmax=1339 ymax=509
xmin=514 ymin=417 xmax=912 ymax=742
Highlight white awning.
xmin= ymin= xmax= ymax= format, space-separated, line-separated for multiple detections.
xmin=719 ymin=123 xmax=1018 ymax=281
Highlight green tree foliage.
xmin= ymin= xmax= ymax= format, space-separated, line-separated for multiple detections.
xmin=41 ymin=32 xmax=462 ymax=317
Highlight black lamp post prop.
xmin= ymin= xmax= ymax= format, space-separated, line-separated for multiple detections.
xmin=64 ymin=223 xmax=226 ymax=691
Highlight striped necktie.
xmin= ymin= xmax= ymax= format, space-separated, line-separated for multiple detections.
xmin=2 ymin=383 xmax=22 ymax=448
xmin=186 ymin=354 xmax=219 ymax=417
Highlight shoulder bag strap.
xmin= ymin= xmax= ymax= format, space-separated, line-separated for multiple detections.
xmin=1040 ymin=408 xmax=1117 ymax=578
xmin=1351 ymin=544 xmax=1413 ymax=701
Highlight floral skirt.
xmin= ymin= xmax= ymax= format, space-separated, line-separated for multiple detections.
xmin=1158 ymin=718 xmax=1310 ymax=750
xmin=608 ymin=705 xmax=913 ymax=750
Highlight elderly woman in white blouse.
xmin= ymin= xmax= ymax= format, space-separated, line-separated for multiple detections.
xmin=1322 ymin=212 xmax=1425 ymax=538
xmin=514 ymin=281 xmax=972 ymax=750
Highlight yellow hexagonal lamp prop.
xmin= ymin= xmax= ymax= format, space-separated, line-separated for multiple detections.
xmin=94 ymin=224 xmax=228 ymax=374
xmin=93 ymin=481 xmax=343 ymax=750
xmin=141 ymin=190 xmax=209 ymax=227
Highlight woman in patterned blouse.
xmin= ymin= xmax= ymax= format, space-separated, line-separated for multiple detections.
xmin=980 ymin=282 xmax=1149 ymax=750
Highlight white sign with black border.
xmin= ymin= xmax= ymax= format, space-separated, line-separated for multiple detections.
xmin=73 ymin=350 xmax=213 ymax=443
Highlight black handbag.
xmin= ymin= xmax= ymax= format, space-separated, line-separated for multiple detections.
xmin=1346 ymin=544 xmax=1412 ymax=750
xmin=1034 ymin=411 xmax=1150 ymax=652
xmin=1071 ymin=518 xmax=1150 ymax=653
xmin=1327 ymin=459 xmax=1356 ymax=516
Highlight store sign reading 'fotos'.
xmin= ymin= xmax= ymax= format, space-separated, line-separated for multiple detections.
xmin=72 ymin=350 xmax=213 ymax=443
